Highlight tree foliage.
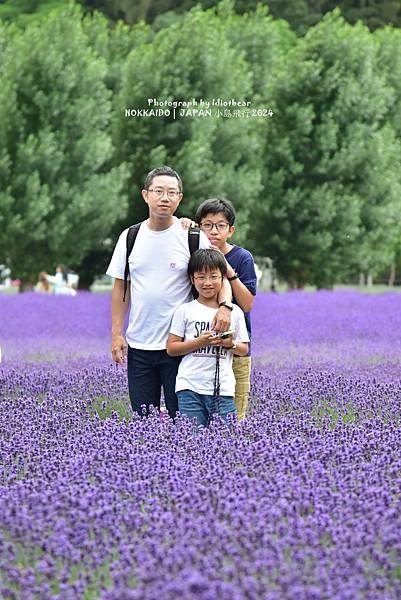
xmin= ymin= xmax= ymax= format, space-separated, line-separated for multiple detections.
xmin=0 ymin=4 xmax=128 ymax=286
xmin=114 ymin=3 xmax=263 ymax=247
xmin=339 ymin=0 xmax=401 ymax=30
xmin=0 ymin=0 xmax=65 ymax=27
xmin=252 ymin=11 xmax=401 ymax=287
xmin=73 ymin=0 xmax=401 ymax=32
xmin=3 ymin=0 xmax=401 ymax=33
xmin=1 ymin=2 xmax=401 ymax=288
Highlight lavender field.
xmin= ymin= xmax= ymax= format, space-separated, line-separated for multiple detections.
xmin=1 ymin=291 xmax=401 ymax=599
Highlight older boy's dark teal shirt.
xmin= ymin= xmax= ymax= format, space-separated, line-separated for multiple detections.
xmin=225 ymin=245 xmax=257 ymax=355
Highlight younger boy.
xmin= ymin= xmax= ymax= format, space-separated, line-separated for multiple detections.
xmin=194 ymin=198 xmax=257 ymax=420
xmin=167 ymin=249 xmax=249 ymax=427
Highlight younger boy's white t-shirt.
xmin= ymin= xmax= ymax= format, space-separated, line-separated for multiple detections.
xmin=106 ymin=218 xmax=209 ymax=349
xmin=170 ymin=300 xmax=249 ymax=397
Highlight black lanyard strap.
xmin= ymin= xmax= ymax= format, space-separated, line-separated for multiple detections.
xmin=209 ymin=346 xmax=221 ymax=424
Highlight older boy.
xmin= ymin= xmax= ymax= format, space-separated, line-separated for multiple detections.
xmin=194 ymin=198 xmax=257 ymax=420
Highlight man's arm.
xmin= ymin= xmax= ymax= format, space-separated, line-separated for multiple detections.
xmin=111 ymin=278 xmax=130 ymax=364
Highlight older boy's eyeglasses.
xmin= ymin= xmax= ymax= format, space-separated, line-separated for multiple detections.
xmin=193 ymin=274 xmax=222 ymax=283
xmin=200 ymin=222 xmax=230 ymax=232
xmin=148 ymin=188 xmax=181 ymax=200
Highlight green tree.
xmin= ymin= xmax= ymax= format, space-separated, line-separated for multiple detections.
xmin=76 ymin=0 xmax=401 ymax=33
xmin=236 ymin=1 xmax=401 ymax=32
xmin=77 ymin=0 xmax=173 ymax=24
xmin=76 ymin=12 xmax=151 ymax=286
xmin=0 ymin=0 xmax=66 ymax=27
xmin=235 ymin=0 xmax=320 ymax=35
xmin=0 ymin=4 xmax=128 ymax=287
xmin=339 ymin=0 xmax=401 ymax=30
xmin=375 ymin=26 xmax=401 ymax=137
xmin=223 ymin=4 xmax=296 ymax=112
xmin=374 ymin=26 xmax=401 ymax=282
xmin=113 ymin=3 xmax=264 ymax=247
xmin=253 ymin=11 xmax=401 ymax=287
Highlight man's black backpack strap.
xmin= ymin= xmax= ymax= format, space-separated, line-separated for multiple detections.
xmin=123 ymin=223 xmax=200 ymax=302
xmin=188 ymin=226 xmax=200 ymax=298
xmin=123 ymin=222 xmax=142 ymax=302
xmin=188 ymin=226 xmax=200 ymax=255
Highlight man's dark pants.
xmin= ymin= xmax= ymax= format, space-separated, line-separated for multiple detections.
xmin=127 ymin=347 xmax=181 ymax=419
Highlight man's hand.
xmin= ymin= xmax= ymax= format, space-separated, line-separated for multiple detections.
xmin=111 ymin=279 xmax=130 ymax=364
xmin=111 ymin=334 xmax=128 ymax=364
xmin=211 ymin=306 xmax=231 ymax=333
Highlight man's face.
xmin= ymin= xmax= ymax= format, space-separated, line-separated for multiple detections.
xmin=198 ymin=212 xmax=235 ymax=249
xmin=142 ymin=175 xmax=183 ymax=219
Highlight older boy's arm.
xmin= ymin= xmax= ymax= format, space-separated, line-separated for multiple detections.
xmin=111 ymin=278 xmax=130 ymax=364
xmin=226 ymin=264 xmax=254 ymax=313
xmin=212 ymin=278 xmax=232 ymax=332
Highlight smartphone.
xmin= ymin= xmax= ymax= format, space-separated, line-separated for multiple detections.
xmin=218 ymin=330 xmax=235 ymax=339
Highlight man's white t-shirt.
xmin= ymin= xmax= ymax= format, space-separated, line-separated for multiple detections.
xmin=106 ymin=218 xmax=209 ymax=350
xmin=170 ymin=300 xmax=249 ymax=397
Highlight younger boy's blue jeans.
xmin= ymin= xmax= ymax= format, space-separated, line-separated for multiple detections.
xmin=177 ymin=389 xmax=236 ymax=427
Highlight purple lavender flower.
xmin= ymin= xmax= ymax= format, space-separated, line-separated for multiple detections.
xmin=0 ymin=291 xmax=401 ymax=598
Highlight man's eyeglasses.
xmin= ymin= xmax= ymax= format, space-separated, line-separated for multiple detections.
xmin=200 ymin=222 xmax=230 ymax=232
xmin=193 ymin=274 xmax=222 ymax=283
xmin=148 ymin=188 xmax=181 ymax=200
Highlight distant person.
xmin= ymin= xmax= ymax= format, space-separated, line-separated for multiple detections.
xmin=47 ymin=265 xmax=76 ymax=296
xmin=35 ymin=271 xmax=53 ymax=293
xmin=167 ymin=249 xmax=249 ymax=427
xmin=183 ymin=198 xmax=257 ymax=421
xmin=106 ymin=165 xmax=233 ymax=420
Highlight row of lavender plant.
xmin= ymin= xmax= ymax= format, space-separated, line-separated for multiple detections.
xmin=1 ymin=291 xmax=401 ymax=599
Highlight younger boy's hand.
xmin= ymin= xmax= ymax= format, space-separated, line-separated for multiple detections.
xmin=220 ymin=335 xmax=234 ymax=348
xmin=196 ymin=331 xmax=215 ymax=347
xmin=208 ymin=332 xmax=233 ymax=348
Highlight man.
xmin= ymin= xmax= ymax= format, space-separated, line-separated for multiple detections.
xmin=106 ymin=166 xmax=233 ymax=419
